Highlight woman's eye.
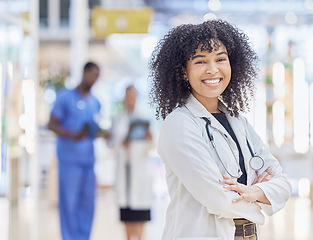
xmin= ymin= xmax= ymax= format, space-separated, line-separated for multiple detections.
xmin=195 ymin=61 xmax=205 ymax=64
xmin=217 ymin=58 xmax=227 ymax=62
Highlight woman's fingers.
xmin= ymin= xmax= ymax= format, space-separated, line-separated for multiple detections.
xmin=264 ymin=174 xmax=274 ymax=181
xmin=254 ymin=167 xmax=274 ymax=184
xmin=219 ymin=176 xmax=237 ymax=185
xmin=232 ymin=194 xmax=245 ymax=203
xmin=257 ymin=169 xmax=268 ymax=182
xmin=223 ymin=182 xmax=253 ymax=202
xmin=220 ymin=178 xmax=255 ymax=202
xmin=224 ymin=184 xmax=263 ymax=203
xmin=264 ymin=166 xmax=273 ymax=174
xmin=221 ymin=168 xmax=274 ymax=203
xmin=223 ymin=183 xmax=242 ymax=192
xmin=222 ymin=174 xmax=230 ymax=180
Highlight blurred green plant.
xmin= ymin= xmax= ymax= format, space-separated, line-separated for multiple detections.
xmin=39 ymin=68 xmax=68 ymax=91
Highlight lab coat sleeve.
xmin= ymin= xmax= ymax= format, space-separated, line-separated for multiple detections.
xmin=244 ymin=118 xmax=292 ymax=216
xmin=158 ymin=111 xmax=265 ymax=224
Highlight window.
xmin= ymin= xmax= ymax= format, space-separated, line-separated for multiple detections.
xmin=60 ymin=0 xmax=70 ymax=27
xmin=39 ymin=0 xmax=48 ymax=27
xmin=89 ymin=0 xmax=101 ymax=9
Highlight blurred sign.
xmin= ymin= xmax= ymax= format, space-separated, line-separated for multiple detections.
xmin=21 ymin=11 xmax=30 ymax=35
xmin=91 ymin=7 xmax=154 ymax=39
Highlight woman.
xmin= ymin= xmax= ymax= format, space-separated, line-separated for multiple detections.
xmin=149 ymin=20 xmax=291 ymax=240
xmin=109 ymin=86 xmax=153 ymax=240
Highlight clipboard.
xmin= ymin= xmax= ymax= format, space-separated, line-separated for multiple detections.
xmin=126 ymin=119 xmax=150 ymax=141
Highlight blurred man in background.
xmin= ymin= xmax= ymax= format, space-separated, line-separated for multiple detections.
xmin=48 ymin=62 xmax=101 ymax=240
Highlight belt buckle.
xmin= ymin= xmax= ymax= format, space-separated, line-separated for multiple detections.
xmin=243 ymin=222 xmax=256 ymax=238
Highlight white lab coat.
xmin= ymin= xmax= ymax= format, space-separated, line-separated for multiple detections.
xmin=110 ymin=111 xmax=154 ymax=210
xmin=158 ymin=94 xmax=291 ymax=240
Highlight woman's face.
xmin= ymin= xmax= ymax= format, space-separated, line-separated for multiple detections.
xmin=185 ymin=43 xmax=231 ymax=107
xmin=124 ymin=88 xmax=137 ymax=112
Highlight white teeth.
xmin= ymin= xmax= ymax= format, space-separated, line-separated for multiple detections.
xmin=203 ymin=79 xmax=220 ymax=84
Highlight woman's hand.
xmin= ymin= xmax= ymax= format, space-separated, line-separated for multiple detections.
xmin=219 ymin=173 xmax=271 ymax=204
xmin=252 ymin=166 xmax=275 ymax=185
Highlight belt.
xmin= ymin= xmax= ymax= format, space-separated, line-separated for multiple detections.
xmin=234 ymin=219 xmax=257 ymax=238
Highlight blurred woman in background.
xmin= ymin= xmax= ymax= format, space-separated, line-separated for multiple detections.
xmin=109 ymin=86 xmax=154 ymax=240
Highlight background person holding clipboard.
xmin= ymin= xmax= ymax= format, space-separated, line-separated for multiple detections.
xmin=108 ymin=85 xmax=154 ymax=240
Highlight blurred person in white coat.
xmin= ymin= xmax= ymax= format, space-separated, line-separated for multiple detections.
xmin=149 ymin=20 xmax=291 ymax=240
xmin=109 ymin=85 xmax=154 ymax=240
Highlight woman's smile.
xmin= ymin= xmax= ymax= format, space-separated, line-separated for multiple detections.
xmin=202 ymin=77 xmax=222 ymax=85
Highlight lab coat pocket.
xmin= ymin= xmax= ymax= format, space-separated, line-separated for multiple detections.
xmin=176 ymin=237 xmax=222 ymax=240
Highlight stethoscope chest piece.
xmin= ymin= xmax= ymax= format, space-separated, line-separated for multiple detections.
xmin=249 ymin=156 xmax=264 ymax=171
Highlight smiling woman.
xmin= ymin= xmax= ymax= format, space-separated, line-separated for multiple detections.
xmin=149 ymin=19 xmax=291 ymax=240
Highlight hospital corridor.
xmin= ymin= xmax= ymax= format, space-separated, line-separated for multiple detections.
xmin=2 ymin=0 xmax=313 ymax=239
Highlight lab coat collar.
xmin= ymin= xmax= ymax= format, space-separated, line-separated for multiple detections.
xmin=185 ymin=94 xmax=247 ymax=147
xmin=184 ymin=94 xmax=226 ymax=118
xmin=185 ymin=94 xmax=230 ymax=133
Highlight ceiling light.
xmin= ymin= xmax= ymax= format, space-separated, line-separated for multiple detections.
xmin=208 ymin=0 xmax=221 ymax=11
xmin=203 ymin=13 xmax=217 ymax=21
xmin=285 ymin=12 xmax=298 ymax=24
xmin=305 ymin=0 xmax=313 ymax=10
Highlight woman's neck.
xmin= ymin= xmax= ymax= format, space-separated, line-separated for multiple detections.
xmin=204 ymin=97 xmax=219 ymax=113
xmin=191 ymin=93 xmax=220 ymax=113
xmin=207 ymin=107 xmax=221 ymax=113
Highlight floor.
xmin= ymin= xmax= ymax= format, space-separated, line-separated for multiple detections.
xmin=1 ymin=185 xmax=169 ymax=240
xmin=1 ymin=187 xmax=312 ymax=240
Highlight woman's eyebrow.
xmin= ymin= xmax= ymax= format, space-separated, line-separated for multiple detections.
xmin=191 ymin=54 xmax=206 ymax=60
xmin=217 ymin=51 xmax=228 ymax=56
xmin=191 ymin=51 xmax=228 ymax=60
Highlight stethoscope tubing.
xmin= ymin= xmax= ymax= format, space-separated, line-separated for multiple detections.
xmin=202 ymin=117 xmax=264 ymax=178
xmin=202 ymin=117 xmax=242 ymax=178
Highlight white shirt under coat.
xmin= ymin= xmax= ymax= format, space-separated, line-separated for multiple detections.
xmin=158 ymin=94 xmax=292 ymax=240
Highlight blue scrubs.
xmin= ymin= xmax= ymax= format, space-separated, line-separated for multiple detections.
xmin=51 ymin=88 xmax=100 ymax=240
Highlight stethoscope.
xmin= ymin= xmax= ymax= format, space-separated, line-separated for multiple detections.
xmin=202 ymin=117 xmax=264 ymax=179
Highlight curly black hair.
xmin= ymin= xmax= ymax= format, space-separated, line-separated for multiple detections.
xmin=149 ymin=19 xmax=259 ymax=120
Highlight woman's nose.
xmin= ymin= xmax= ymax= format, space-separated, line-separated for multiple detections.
xmin=205 ymin=64 xmax=219 ymax=74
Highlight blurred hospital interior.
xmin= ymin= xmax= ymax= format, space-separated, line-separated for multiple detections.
xmin=1 ymin=0 xmax=313 ymax=239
